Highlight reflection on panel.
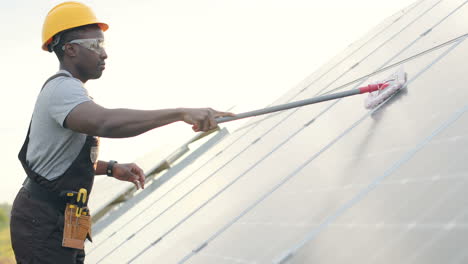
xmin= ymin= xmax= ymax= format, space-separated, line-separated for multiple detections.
xmin=288 ymin=111 xmax=468 ymax=264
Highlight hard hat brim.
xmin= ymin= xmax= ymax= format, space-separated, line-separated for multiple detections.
xmin=42 ymin=22 xmax=109 ymax=51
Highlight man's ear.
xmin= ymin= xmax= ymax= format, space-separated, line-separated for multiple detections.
xmin=63 ymin=43 xmax=77 ymax=57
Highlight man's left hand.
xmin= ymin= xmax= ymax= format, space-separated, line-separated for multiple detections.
xmin=112 ymin=163 xmax=145 ymax=190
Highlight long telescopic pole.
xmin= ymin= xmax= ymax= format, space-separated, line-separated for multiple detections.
xmin=215 ymin=83 xmax=386 ymax=124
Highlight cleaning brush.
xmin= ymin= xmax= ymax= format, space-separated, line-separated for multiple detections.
xmin=364 ymin=68 xmax=407 ymax=109
xmin=215 ymin=68 xmax=408 ymax=124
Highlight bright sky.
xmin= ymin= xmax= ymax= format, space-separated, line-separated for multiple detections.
xmin=0 ymin=0 xmax=415 ymax=203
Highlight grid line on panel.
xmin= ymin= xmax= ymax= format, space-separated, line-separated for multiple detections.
xmin=323 ymin=30 xmax=468 ymax=95
xmin=276 ymin=171 xmax=468 ymax=197
xmin=329 ymin=222 xmax=468 ymax=230
xmin=305 ymin=175 xmax=466 ymax=234
xmin=197 ymin=252 xmax=257 ymax=264
xmin=232 ymin=221 xmax=468 ymax=230
xmin=334 ymin=0 xmax=443 ymax=83
xmin=191 ymin=174 xmax=467 ymax=229
xmin=366 ymin=179 xmax=468 ymax=263
xmin=404 ymin=206 xmax=468 ymax=264
xmin=449 ymin=247 xmax=468 ymax=264
xmin=430 ymin=0 xmax=468 ymax=30
xmin=322 ymin=0 xmax=446 ymax=95
xmin=177 ymin=37 xmax=466 ymax=264
xmin=273 ymin=37 xmax=468 ymax=264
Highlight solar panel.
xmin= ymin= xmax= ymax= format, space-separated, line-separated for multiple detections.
xmin=88 ymin=0 xmax=468 ymax=263
xmin=133 ymin=38 xmax=466 ymax=264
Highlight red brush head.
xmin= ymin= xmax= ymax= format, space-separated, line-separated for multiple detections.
xmin=359 ymin=82 xmax=390 ymax=94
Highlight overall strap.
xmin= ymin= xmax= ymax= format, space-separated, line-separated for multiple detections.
xmin=41 ymin=73 xmax=70 ymax=91
xmin=19 ymin=73 xmax=71 ymax=180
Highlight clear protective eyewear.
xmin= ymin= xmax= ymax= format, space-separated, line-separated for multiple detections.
xmin=62 ymin=38 xmax=106 ymax=56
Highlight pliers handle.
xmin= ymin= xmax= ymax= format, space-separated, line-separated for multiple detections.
xmin=75 ymin=188 xmax=88 ymax=217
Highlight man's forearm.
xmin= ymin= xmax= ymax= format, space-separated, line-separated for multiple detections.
xmin=97 ymin=108 xmax=183 ymax=138
xmin=66 ymin=101 xmax=231 ymax=137
xmin=66 ymin=102 xmax=186 ymax=138
xmin=95 ymin=160 xmax=109 ymax=175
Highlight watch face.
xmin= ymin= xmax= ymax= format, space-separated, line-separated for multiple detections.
xmin=107 ymin=160 xmax=117 ymax=176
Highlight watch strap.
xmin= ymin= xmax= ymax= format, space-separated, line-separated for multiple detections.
xmin=106 ymin=160 xmax=118 ymax=176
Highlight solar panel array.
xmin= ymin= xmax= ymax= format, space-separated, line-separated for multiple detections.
xmin=87 ymin=0 xmax=468 ymax=263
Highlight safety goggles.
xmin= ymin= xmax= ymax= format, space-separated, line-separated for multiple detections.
xmin=62 ymin=38 xmax=106 ymax=56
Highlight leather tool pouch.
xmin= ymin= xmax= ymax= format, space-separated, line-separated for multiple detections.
xmin=62 ymin=204 xmax=92 ymax=249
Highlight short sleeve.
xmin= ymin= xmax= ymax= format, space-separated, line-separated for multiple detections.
xmin=47 ymin=78 xmax=92 ymax=128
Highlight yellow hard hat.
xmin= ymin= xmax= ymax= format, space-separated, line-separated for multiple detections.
xmin=42 ymin=1 xmax=109 ymax=51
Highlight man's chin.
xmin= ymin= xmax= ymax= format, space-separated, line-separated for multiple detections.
xmin=91 ymin=71 xmax=104 ymax=80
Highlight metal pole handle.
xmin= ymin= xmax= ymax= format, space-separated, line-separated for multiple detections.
xmin=215 ymin=89 xmax=360 ymax=124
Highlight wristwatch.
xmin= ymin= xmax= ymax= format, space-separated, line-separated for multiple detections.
xmin=106 ymin=160 xmax=118 ymax=177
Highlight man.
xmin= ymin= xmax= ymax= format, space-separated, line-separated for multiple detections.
xmin=10 ymin=2 xmax=234 ymax=263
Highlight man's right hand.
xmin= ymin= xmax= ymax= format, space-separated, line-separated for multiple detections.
xmin=179 ymin=108 xmax=235 ymax=132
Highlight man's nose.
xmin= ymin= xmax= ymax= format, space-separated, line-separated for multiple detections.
xmin=100 ymin=49 xmax=108 ymax=60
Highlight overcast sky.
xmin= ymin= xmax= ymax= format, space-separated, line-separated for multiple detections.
xmin=0 ymin=0 xmax=415 ymax=203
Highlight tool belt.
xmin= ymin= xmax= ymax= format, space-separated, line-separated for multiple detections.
xmin=63 ymin=203 xmax=92 ymax=249
xmin=62 ymin=188 xmax=92 ymax=249
xmin=23 ymin=179 xmax=92 ymax=249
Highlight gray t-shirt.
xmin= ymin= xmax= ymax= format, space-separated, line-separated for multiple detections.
xmin=26 ymin=70 xmax=92 ymax=180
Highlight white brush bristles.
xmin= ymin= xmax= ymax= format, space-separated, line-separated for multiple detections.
xmin=365 ymin=68 xmax=407 ymax=109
